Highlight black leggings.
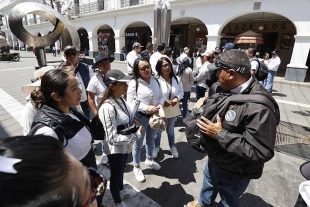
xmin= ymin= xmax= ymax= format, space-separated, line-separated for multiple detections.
xmin=108 ymin=153 xmax=129 ymax=204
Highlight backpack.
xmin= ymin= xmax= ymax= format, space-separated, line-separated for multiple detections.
xmin=205 ymin=69 xmax=218 ymax=88
xmin=251 ymin=59 xmax=268 ymax=81
xmin=184 ymin=93 xmax=280 ymax=153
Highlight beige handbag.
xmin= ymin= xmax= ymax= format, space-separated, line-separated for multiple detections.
xmin=149 ymin=112 xmax=167 ymax=131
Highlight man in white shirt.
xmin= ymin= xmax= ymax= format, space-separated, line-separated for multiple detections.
xmin=247 ymin=48 xmax=259 ymax=75
xmin=262 ymin=49 xmax=281 ymax=93
xmin=149 ymin=43 xmax=166 ymax=74
xmin=127 ymin=42 xmax=143 ymax=75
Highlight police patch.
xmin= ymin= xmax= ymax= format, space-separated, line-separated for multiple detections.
xmin=225 ymin=110 xmax=236 ymax=122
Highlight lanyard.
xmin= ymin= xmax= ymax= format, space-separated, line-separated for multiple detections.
xmin=113 ymin=97 xmax=130 ymax=118
xmin=166 ymin=79 xmax=172 ymax=100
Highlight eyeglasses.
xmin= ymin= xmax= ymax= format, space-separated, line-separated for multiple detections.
xmin=162 ymin=64 xmax=171 ymax=68
xmin=82 ymin=167 xmax=107 ymax=207
xmin=65 ymin=52 xmax=77 ymax=57
xmin=139 ymin=65 xmax=151 ymax=72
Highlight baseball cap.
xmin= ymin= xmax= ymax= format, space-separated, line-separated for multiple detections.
xmin=132 ymin=42 xmax=144 ymax=48
xmin=222 ymin=42 xmax=235 ymax=50
xmin=300 ymin=161 xmax=310 ymax=180
xmin=64 ymin=45 xmax=80 ymax=53
xmin=22 ymin=66 xmax=55 ymax=94
xmin=272 ymin=49 xmax=279 ymax=55
xmin=207 ymin=50 xmax=251 ymax=74
xmin=104 ymin=69 xmax=133 ymax=86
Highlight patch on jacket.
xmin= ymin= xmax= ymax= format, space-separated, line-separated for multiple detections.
xmin=225 ymin=110 xmax=236 ymax=122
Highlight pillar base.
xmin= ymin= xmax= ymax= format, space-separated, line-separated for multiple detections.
xmin=284 ymin=66 xmax=308 ymax=82
xmin=114 ymin=52 xmax=124 ymax=61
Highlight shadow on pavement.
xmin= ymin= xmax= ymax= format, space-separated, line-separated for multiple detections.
xmin=141 ymin=181 xmax=194 ymax=207
xmin=240 ymin=193 xmax=274 ymax=207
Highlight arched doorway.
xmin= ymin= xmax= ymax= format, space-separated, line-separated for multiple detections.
xmin=78 ymin=27 xmax=89 ymax=54
xmin=220 ymin=12 xmax=297 ymax=72
xmin=123 ymin=21 xmax=152 ymax=53
xmin=170 ymin=17 xmax=208 ymax=58
xmin=97 ymin=25 xmax=115 ymax=56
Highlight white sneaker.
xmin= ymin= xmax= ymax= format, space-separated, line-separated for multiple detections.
xmin=114 ymin=202 xmax=127 ymax=207
xmin=170 ymin=147 xmax=179 ymax=158
xmin=100 ymin=153 xmax=108 ymax=165
xmin=120 ymin=188 xmax=138 ymax=199
xmin=133 ymin=167 xmax=146 ymax=182
xmin=153 ymin=147 xmax=160 ymax=158
xmin=145 ymin=159 xmax=161 ymax=171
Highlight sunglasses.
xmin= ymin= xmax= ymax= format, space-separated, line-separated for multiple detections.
xmin=162 ymin=64 xmax=171 ymax=68
xmin=139 ymin=65 xmax=151 ymax=72
xmin=82 ymin=167 xmax=107 ymax=207
xmin=65 ymin=52 xmax=77 ymax=57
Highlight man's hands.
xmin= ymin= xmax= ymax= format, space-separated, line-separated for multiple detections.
xmin=197 ymin=115 xmax=222 ymax=139
xmin=195 ymin=97 xmax=207 ymax=109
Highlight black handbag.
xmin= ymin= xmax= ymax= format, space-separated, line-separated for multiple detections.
xmin=90 ymin=116 xmax=105 ymax=140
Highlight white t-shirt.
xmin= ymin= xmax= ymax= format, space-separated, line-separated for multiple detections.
xmin=22 ymin=101 xmax=37 ymax=135
xmin=34 ymin=113 xmax=92 ymax=161
xmin=86 ymin=73 xmax=107 ymax=106
xmin=127 ymin=50 xmax=140 ymax=74
xmin=250 ymin=58 xmax=259 ymax=72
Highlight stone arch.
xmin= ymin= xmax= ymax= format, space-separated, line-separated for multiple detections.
xmin=77 ymin=27 xmax=89 ymax=52
xmin=94 ymin=24 xmax=115 ymax=55
xmin=119 ymin=20 xmax=153 ymax=40
xmin=218 ymin=11 xmax=297 ymax=35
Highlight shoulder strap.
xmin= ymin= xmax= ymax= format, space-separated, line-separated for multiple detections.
xmin=102 ymin=101 xmax=118 ymax=118
xmin=230 ymin=94 xmax=276 ymax=113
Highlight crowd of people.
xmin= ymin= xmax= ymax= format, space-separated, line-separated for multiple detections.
xmin=1 ymin=41 xmax=297 ymax=207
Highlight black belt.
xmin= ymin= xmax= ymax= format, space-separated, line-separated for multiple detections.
xmin=137 ymin=111 xmax=151 ymax=118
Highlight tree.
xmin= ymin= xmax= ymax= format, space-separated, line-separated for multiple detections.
xmin=42 ymin=0 xmax=77 ymax=20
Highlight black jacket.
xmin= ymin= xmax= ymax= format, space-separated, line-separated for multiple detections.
xmin=29 ymin=105 xmax=89 ymax=145
xmin=202 ymin=78 xmax=279 ymax=179
xmin=140 ymin=50 xmax=152 ymax=61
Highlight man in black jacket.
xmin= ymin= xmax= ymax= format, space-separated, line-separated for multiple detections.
xmin=188 ymin=50 xmax=279 ymax=207
xmin=140 ymin=42 xmax=153 ymax=61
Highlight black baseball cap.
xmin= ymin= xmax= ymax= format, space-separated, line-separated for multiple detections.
xmin=104 ymin=70 xmax=133 ymax=86
xmin=272 ymin=49 xmax=279 ymax=55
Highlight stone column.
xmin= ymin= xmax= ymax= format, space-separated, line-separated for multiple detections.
xmin=114 ymin=35 xmax=125 ymax=61
xmin=285 ymin=35 xmax=310 ymax=82
xmin=88 ymin=31 xmax=99 ymax=58
xmin=205 ymin=35 xmax=221 ymax=52
xmin=55 ymin=40 xmax=61 ymax=54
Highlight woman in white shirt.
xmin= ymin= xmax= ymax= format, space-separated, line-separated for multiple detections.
xmin=153 ymin=57 xmax=184 ymax=159
xmin=98 ymin=70 xmax=142 ymax=207
xmin=127 ymin=57 xmax=163 ymax=183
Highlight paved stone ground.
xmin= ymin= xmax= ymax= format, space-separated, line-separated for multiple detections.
xmin=0 ymin=51 xmax=309 ymax=207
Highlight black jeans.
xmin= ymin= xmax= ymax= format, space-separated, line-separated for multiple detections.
xmin=108 ymin=153 xmax=129 ymax=204
xmin=80 ymin=100 xmax=90 ymax=119
xmin=196 ymin=86 xmax=207 ymax=100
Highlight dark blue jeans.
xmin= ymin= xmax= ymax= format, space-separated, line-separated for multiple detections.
xmin=198 ymin=160 xmax=250 ymax=207
xmin=108 ymin=153 xmax=128 ymax=204
xmin=196 ymin=86 xmax=207 ymax=100
xmin=182 ymin=91 xmax=191 ymax=118
xmin=80 ymin=100 xmax=90 ymax=119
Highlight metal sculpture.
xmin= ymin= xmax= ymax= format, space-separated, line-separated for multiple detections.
xmin=8 ymin=2 xmax=80 ymax=67
xmin=154 ymin=0 xmax=171 ymax=49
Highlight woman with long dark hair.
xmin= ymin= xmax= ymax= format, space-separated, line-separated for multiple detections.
xmin=127 ymin=58 xmax=163 ymax=183
xmin=98 ymin=69 xmax=142 ymax=207
xmin=0 ymin=135 xmax=105 ymax=207
xmin=153 ymin=57 xmax=184 ymax=159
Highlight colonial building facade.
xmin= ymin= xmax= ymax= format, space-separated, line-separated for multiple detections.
xmin=1 ymin=0 xmax=310 ymax=81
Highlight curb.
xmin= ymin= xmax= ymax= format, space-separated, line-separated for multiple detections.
xmin=273 ymin=79 xmax=310 ymax=88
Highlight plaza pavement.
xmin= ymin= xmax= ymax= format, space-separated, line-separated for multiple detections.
xmin=0 ymin=50 xmax=309 ymax=206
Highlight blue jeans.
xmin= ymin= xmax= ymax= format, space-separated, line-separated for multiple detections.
xmin=154 ymin=116 xmax=177 ymax=148
xmin=182 ymin=91 xmax=190 ymax=118
xmin=262 ymin=71 xmax=277 ymax=93
xmin=196 ymin=86 xmax=207 ymax=100
xmin=132 ymin=113 xmax=158 ymax=166
xmin=198 ymin=160 xmax=250 ymax=207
